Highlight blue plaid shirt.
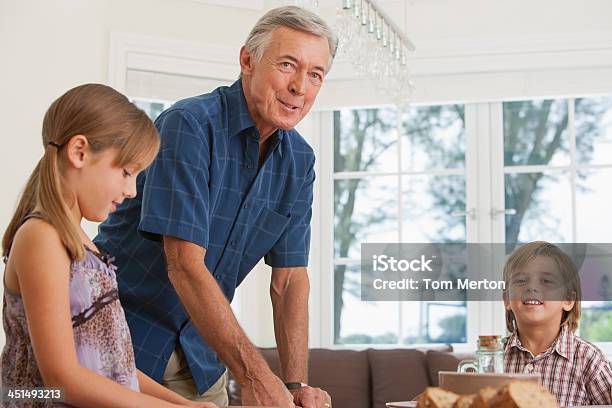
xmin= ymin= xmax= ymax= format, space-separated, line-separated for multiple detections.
xmin=94 ymin=79 xmax=315 ymax=393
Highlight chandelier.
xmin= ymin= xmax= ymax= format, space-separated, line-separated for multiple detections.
xmin=291 ymin=0 xmax=416 ymax=107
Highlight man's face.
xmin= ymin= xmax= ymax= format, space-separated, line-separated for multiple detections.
xmin=240 ymin=26 xmax=331 ymax=133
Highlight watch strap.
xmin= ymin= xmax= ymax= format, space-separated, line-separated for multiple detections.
xmin=285 ymin=382 xmax=307 ymax=390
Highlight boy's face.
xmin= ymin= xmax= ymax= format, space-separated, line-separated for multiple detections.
xmin=504 ymin=255 xmax=575 ymax=328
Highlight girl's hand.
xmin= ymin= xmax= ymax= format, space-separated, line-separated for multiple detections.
xmin=182 ymin=401 xmax=218 ymax=408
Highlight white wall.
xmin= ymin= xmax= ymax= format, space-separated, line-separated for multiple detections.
xmin=0 ymin=0 xmax=276 ymax=236
xmin=2 ymin=0 xmax=612 ymax=349
xmin=4 ymin=0 xmax=612 ymax=229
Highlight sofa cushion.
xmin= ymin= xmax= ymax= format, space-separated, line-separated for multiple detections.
xmin=368 ymin=348 xmax=431 ymax=408
xmin=426 ymin=350 xmax=475 ymax=386
xmin=308 ymin=348 xmax=371 ymax=408
xmin=228 ymin=348 xmax=371 ymax=408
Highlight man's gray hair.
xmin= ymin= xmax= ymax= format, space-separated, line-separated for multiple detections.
xmin=244 ymin=5 xmax=338 ymax=69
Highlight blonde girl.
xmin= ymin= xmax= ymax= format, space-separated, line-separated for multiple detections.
xmin=1 ymin=84 xmax=215 ymax=408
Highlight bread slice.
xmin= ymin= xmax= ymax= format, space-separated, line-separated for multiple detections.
xmin=489 ymin=381 xmax=559 ymax=408
xmin=417 ymin=387 xmax=460 ymax=408
xmin=468 ymin=386 xmax=499 ymax=408
xmin=452 ymin=394 xmax=476 ymax=408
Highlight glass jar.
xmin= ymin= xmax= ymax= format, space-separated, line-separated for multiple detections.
xmin=457 ymin=335 xmax=504 ymax=373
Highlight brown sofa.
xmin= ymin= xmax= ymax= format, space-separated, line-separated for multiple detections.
xmin=227 ymin=347 xmax=474 ymax=408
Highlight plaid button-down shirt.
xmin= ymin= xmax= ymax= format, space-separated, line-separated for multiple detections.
xmin=504 ymin=324 xmax=612 ymax=406
xmin=95 ymin=79 xmax=315 ymax=393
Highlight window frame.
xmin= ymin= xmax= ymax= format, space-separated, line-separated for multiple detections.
xmin=315 ymin=99 xmax=612 ymax=356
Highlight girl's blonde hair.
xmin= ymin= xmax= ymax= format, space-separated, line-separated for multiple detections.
xmin=2 ymin=84 xmax=160 ymax=261
xmin=503 ymin=241 xmax=582 ymax=333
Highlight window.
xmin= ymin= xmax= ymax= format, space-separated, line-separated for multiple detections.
xmin=133 ymin=99 xmax=173 ymax=121
xmin=328 ymin=96 xmax=612 ymax=348
xmin=502 ymin=97 xmax=612 ymax=343
xmin=332 ymin=105 xmax=468 ymax=345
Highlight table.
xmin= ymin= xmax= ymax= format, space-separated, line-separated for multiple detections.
xmin=385 ymin=403 xmax=608 ymax=408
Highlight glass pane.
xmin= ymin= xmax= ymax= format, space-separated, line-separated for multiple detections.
xmin=575 ymin=96 xmax=612 ymax=165
xmin=334 ymin=108 xmax=398 ymax=173
xmin=402 ymin=175 xmax=466 ymax=243
xmin=133 ymin=99 xmax=172 ymax=121
xmin=580 ymin=301 xmax=612 ymax=342
xmin=334 ymin=264 xmax=399 ymax=344
xmin=401 ymin=104 xmax=465 ymax=171
xmin=576 ymin=167 xmax=612 ymax=341
xmin=334 ymin=176 xmax=398 ymax=259
xmin=503 ymin=99 xmax=569 ymax=166
xmin=402 ymin=302 xmax=467 ymax=344
xmin=576 ymin=169 xmax=612 ymax=242
xmin=504 ymin=172 xmax=572 ymax=243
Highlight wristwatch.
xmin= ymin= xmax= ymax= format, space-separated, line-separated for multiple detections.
xmin=285 ymin=382 xmax=308 ymax=390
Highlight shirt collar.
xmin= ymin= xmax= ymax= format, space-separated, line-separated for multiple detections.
xmin=553 ymin=324 xmax=573 ymax=361
xmin=226 ymin=79 xmax=256 ymax=138
xmin=505 ymin=331 xmax=524 ymax=352
xmin=271 ymin=129 xmax=284 ymax=158
xmin=505 ymin=325 xmax=573 ymax=361
xmin=226 ymin=79 xmax=285 ymax=156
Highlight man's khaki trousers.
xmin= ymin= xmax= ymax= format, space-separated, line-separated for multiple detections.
xmin=162 ymin=346 xmax=229 ymax=406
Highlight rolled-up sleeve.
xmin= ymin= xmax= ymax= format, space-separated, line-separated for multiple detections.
xmin=138 ymin=108 xmax=211 ymax=249
xmin=265 ymin=156 xmax=315 ymax=268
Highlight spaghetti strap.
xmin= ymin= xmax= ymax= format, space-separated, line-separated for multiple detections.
xmin=20 ymin=211 xmax=45 ymax=224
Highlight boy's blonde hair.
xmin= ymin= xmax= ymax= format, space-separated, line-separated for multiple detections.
xmin=2 ymin=84 xmax=160 ymax=262
xmin=502 ymin=241 xmax=582 ymax=333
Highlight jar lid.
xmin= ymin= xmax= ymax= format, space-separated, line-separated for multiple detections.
xmin=478 ymin=335 xmax=503 ymax=350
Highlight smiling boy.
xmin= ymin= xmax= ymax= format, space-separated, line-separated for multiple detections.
xmin=502 ymin=241 xmax=612 ymax=406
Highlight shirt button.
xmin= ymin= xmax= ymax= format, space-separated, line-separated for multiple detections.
xmin=526 ymin=363 xmax=534 ymax=372
xmin=230 ymin=240 xmax=237 ymax=247
xmin=243 ymin=203 xmax=248 ymax=209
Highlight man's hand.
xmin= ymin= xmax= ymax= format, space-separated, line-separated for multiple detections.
xmin=290 ymin=386 xmax=332 ymax=408
xmin=241 ymin=372 xmax=295 ymax=408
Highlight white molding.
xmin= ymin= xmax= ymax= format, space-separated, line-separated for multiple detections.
xmin=183 ymin=0 xmax=264 ymax=10
xmin=330 ymin=31 xmax=612 ymax=79
xmin=318 ymin=67 xmax=612 ymax=109
xmin=318 ymin=111 xmax=335 ymax=347
xmin=332 ymin=168 xmax=465 ymax=179
xmin=111 ymin=31 xmax=612 ymax=108
xmin=322 ymin=30 xmax=612 ymax=108
xmin=109 ymin=32 xmax=240 ymax=93
xmin=295 ymin=112 xmax=324 ymax=347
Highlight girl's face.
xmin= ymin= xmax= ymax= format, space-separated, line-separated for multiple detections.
xmin=504 ymin=255 xmax=575 ymax=328
xmin=73 ymin=149 xmax=141 ymax=222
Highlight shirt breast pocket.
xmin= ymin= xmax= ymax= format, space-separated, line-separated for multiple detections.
xmin=243 ymin=207 xmax=290 ymax=260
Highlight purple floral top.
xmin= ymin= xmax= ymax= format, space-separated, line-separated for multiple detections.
xmin=2 ymin=239 xmax=139 ymax=407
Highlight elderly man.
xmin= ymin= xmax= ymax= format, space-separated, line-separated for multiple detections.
xmin=94 ymin=5 xmax=336 ymax=408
